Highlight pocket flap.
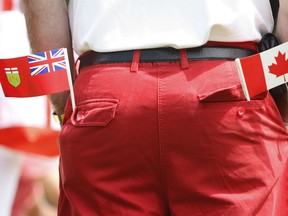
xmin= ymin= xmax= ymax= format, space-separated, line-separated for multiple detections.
xmin=71 ymin=99 xmax=119 ymax=127
xmin=198 ymin=85 xmax=266 ymax=102
xmin=198 ymin=85 xmax=244 ymax=102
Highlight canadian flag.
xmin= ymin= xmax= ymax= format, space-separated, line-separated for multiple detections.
xmin=236 ymin=42 xmax=288 ymax=101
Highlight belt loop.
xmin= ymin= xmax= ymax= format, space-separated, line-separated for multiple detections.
xmin=131 ymin=50 xmax=141 ymax=72
xmin=180 ymin=49 xmax=189 ymax=69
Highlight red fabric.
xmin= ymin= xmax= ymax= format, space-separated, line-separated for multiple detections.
xmin=0 ymin=127 xmax=59 ymax=156
xmin=130 ymin=50 xmax=140 ymax=72
xmin=58 ymin=55 xmax=288 ymax=215
xmin=3 ymin=0 xmax=13 ymax=11
xmin=11 ymin=170 xmax=44 ymax=216
xmin=205 ymin=41 xmax=259 ymax=52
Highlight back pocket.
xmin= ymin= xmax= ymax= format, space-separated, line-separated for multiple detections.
xmin=71 ymin=98 xmax=119 ymax=127
xmin=198 ymin=85 xmax=266 ymax=109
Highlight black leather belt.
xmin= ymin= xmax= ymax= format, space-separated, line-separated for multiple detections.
xmin=79 ymin=46 xmax=257 ymax=70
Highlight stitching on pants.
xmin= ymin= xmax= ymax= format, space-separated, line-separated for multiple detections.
xmin=157 ymin=71 xmax=170 ymax=208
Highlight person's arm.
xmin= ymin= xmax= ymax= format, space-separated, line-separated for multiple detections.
xmin=276 ymin=0 xmax=288 ymax=42
xmin=22 ymin=0 xmax=74 ymax=116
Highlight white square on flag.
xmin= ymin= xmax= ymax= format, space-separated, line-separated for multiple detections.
xmin=236 ymin=42 xmax=288 ymax=101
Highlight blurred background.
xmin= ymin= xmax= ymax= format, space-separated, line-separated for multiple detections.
xmin=0 ymin=0 xmax=60 ymax=215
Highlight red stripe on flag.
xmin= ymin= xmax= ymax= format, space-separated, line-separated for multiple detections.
xmin=239 ymin=54 xmax=267 ymax=99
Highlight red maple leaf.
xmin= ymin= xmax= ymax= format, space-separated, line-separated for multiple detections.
xmin=268 ymin=51 xmax=288 ymax=77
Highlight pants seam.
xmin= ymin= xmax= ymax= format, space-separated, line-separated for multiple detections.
xmin=157 ymin=71 xmax=170 ymax=213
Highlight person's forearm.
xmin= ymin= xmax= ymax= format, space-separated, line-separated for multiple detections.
xmin=22 ymin=0 xmax=74 ymax=115
xmin=276 ymin=0 xmax=288 ymax=43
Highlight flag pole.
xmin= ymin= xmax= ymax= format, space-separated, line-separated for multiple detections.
xmin=64 ymin=48 xmax=76 ymax=111
xmin=235 ymin=58 xmax=251 ymax=101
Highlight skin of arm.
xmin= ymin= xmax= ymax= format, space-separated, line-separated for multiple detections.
xmin=276 ymin=0 xmax=288 ymax=43
xmin=22 ymin=0 xmax=74 ymax=115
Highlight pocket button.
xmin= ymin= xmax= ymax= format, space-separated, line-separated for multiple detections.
xmin=237 ymin=107 xmax=245 ymax=117
xmin=76 ymin=112 xmax=85 ymax=121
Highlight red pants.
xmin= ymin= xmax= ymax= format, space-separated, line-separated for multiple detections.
xmin=58 ymin=56 xmax=288 ymax=215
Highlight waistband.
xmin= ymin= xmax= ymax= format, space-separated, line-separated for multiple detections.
xmin=78 ymin=42 xmax=258 ymax=70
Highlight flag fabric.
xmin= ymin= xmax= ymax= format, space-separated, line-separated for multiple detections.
xmin=1 ymin=0 xmax=13 ymax=11
xmin=0 ymin=126 xmax=60 ymax=156
xmin=0 ymin=48 xmax=70 ymax=97
xmin=236 ymin=42 xmax=288 ymax=101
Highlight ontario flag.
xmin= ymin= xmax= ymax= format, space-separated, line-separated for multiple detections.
xmin=0 ymin=48 xmax=70 ymax=97
xmin=236 ymin=42 xmax=288 ymax=101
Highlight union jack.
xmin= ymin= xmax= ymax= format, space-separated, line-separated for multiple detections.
xmin=28 ymin=48 xmax=67 ymax=76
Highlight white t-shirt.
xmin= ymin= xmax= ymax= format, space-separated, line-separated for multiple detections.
xmin=68 ymin=0 xmax=274 ymax=54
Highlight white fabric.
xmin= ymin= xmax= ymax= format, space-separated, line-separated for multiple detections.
xmin=0 ymin=9 xmax=60 ymax=216
xmin=68 ymin=0 xmax=274 ymax=54
xmin=0 ymin=11 xmax=29 ymax=58
xmin=0 ymin=10 xmax=28 ymax=216
xmin=0 ymin=147 xmax=22 ymax=216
